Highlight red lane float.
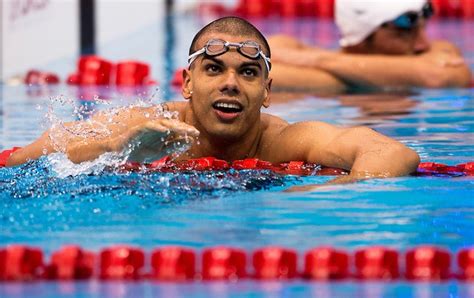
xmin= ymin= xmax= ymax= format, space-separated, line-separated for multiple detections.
xmin=0 ymin=147 xmax=22 ymax=167
xmin=202 ymin=247 xmax=247 ymax=280
xmin=304 ymin=247 xmax=349 ymax=279
xmin=1 ymin=147 xmax=473 ymax=177
xmin=405 ymin=246 xmax=451 ymax=280
xmin=458 ymin=247 xmax=474 ymax=280
xmin=0 ymin=245 xmax=43 ymax=281
xmin=1 ymin=245 xmax=473 ymax=281
xmin=116 ymin=61 xmax=155 ymax=86
xmin=68 ymin=56 xmax=114 ymax=86
xmin=25 ymin=70 xmax=60 ymax=85
xmin=151 ymin=246 xmax=196 ymax=280
xmin=171 ymin=68 xmax=185 ymax=88
xmin=45 ymin=245 xmax=95 ymax=280
xmin=68 ymin=56 xmax=156 ymax=86
xmin=99 ymin=246 xmax=145 ymax=280
xmin=355 ymin=247 xmax=399 ymax=280
xmin=253 ymin=247 xmax=298 ymax=279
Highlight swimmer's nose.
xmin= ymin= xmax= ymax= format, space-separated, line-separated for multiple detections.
xmin=219 ymin=70 xmax=240 ymax=96
xmin=414 ymin=28 xmax=431 ymax=54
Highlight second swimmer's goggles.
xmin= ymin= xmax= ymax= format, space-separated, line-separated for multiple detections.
xmin=187 ymin=39 xmax=271 ymax=73
xmin=385 ymin=1 xmax=434 ymax=30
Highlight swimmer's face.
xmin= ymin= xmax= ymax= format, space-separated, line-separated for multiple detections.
xmin=182 ymin=33 xmax=272 ymax=140
xmin=367 ymin=21 xmax=431 ymax=55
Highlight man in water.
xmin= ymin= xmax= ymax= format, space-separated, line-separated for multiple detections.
xmin=269 ymin=0 xmax=471 ymax=91
xmin=7 ymin=17 xmax=420 ymax=183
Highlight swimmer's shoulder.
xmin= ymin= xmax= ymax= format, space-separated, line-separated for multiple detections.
xmin=260 ymin=113 xmax=289 ymax=142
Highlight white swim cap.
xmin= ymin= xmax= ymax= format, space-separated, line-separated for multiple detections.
xmin=336 ymin=0 xmax=427 ymax=47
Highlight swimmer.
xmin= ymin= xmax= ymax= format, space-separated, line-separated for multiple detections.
xmin=6 ymin=17 xmax=420 ymax=184
xmin=269 ymin=0 xmax=471 ymax=91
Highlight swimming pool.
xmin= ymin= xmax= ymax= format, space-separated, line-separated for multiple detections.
xmin=1 ymin=15 xmax=473 ymax=298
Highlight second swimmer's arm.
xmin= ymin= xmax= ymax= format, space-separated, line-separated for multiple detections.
xmin=279 ymin=41 xmax=471 ymax=88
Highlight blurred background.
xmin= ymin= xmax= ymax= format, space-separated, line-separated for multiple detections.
xmin=1 ymin=0 xmax=472 ymax=86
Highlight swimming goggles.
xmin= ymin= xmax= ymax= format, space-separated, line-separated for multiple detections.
xmin=188 ymin=39 xmax=271 ymax=73
xmin=385 ymin=1 xmax=434 ymax=30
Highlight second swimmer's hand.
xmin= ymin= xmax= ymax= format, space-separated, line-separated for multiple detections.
xmin=113 ymin=118 xmax=199 ymax=163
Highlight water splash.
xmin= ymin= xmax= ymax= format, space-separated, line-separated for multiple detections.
xmin=0 ymin=157 xmax=299 ymax=202
xmin=41 ymin=92 xmax=188 ymax=177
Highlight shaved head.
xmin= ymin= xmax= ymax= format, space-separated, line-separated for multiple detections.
xmin=189 ymin=16 xmax=271 ymax=58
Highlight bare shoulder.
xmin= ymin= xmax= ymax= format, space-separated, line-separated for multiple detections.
xmin=260 ymin=112 xmax=289 ymax=134
xmin=259 ymin=118 xmax=342 ymax=162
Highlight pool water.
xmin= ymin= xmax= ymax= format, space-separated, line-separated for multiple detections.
xmin=1 ymin=15 xmax=473 ymax=298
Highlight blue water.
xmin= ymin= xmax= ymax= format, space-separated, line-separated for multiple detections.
xmin=1 ymin=15 xmax=473 ymax=298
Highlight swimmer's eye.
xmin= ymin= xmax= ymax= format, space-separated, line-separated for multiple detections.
xmin=205 ymin=64 xmax=222 ymax=74
xmin=241 ymin=67 xmax=258 ymax=77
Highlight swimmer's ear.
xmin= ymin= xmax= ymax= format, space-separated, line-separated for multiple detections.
xmin=262 ymin=78 xmax=272 ymax=108
xmin=182 ymin=68 xmax=193 ymax=100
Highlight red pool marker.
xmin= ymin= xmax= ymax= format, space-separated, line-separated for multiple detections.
xmin=198 ymin=3 xmax=229 ymax=16
xmin=253 ymin=247 xmax=298 ymax=279
xmin=462 ymin=0 xmax=474 ymax=18
xmin=405 ymin=246 xmax=451 ymax=280
xmin=283 ymin=161 xmax=306 ymax=175
xmin=151 ymin=247 xmax=196 ymax=280
xmin=0 ymin=147 xmax=21 ymax=167
xmin=0 ymin=245 xmax=43 ymax=281
xmin=232 ymin=158 xmax=259 ymax=170
xmin=69 ymin=56 xmax=113 ymax=85
xmin=232 ymin=158 xmax=273 ymax=170
xmin=458 ymin=248 xmax=474 ymax=280
xmin=25 ymin=70 xmax=60 ymax=85
xmin=116 ymin=61 xmax=151 ymax=86
xmin=297 ymin=0 xmax=317 ymax=17
xmin=171 ymin=68 xmax=185 ymax=87
xmin=100 ymin=246 xmax=145 ymax=279
xmin=354 ymin=247 xmax=399 ymax=279
xmin=236 ymin=0 xmax=270 ymax=17
xmin=45 ymin=245 xmax=95 ymax=280
xmin=316 ymin=0 xmax=334 ymax=18
xmin=456 ymin=162 xmax=474 ymax=176
xmin=304 ymin=247 xmax=349 ymax=279
xmin=67 ymin=73 xmax=81 ymax=85
xmin=202 ymin=247 xmax=247 ymax=280
xmin=176 ymin=157 xmax=229 ymax=171
xmin=280 ymin=0 xmax=298 ymax=17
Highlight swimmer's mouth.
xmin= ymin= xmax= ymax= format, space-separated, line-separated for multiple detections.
xmin=212 ymin=101 xmax=243 ymax=114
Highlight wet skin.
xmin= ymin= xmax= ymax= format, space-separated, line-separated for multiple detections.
xmin=6 ymin=33 xmax=420 ymax=184
xmin=182 ymin=33 xmax=271 ymax=141
xmin=176 ymin=32 xmax=274 ymax=160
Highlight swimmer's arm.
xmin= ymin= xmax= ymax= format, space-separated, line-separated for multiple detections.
xmin=268 ymin=35 xmax=346 ymax=92
xmin=6 ymin=105 xmax=197 ymax=166
xmin=267 ymin=121 xmax=420 ymax=179
xmin=6 ymin=132 xmax=57 ymax=167
xmin=270 ymin=63 xmax=347 ymax=92
xmin=291 ymin=41 xmax=471 ymax=88
xmin=5 ymin=126 xmax=115 ymax=167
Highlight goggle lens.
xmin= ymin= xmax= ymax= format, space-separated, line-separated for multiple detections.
xmin=188 ymin=39 xmax=271 ymax=72
xmin=390 ymin=1 xmax=434 ymax=30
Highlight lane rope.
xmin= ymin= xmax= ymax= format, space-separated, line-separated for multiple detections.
xmin=1 ymin=245 xmax=473 ymax=281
